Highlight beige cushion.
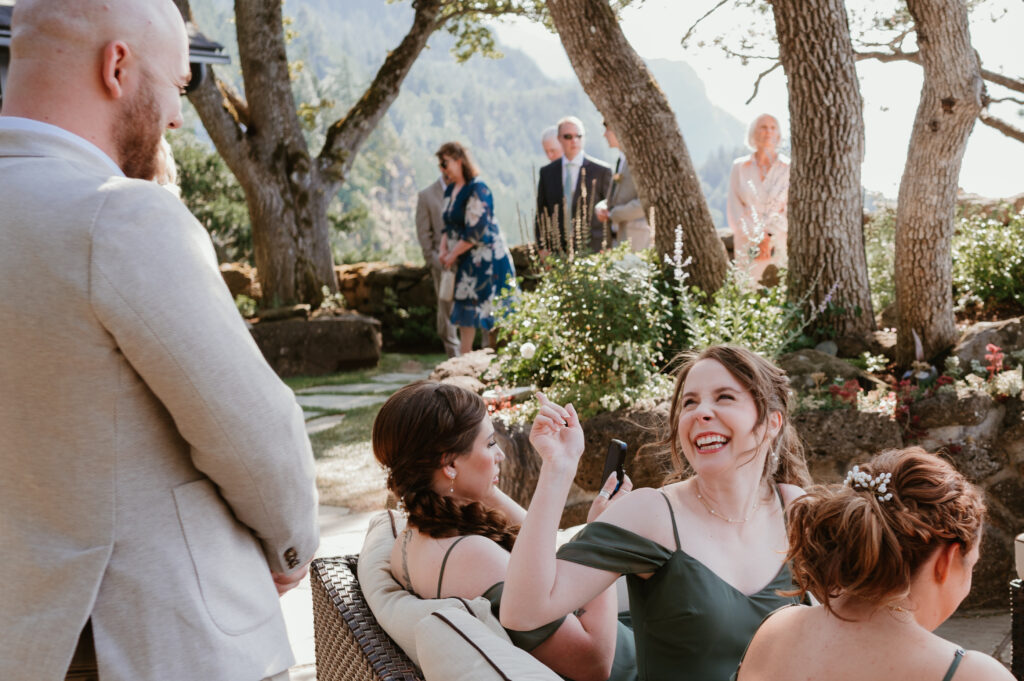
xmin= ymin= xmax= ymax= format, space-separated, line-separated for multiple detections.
xmin=356 ymin=512 xmax=511 ymax=667
xmin=416 ymin=607 xmax=561 ymax=681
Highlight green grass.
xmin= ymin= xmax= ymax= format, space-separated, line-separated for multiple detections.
xmin=289 ymin=352 xmax=446 ymax=510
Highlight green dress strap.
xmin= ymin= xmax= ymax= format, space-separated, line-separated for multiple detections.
xmin=942 ymin=648 xmax=966 ymax=681
xmin=436 ymin=535 xmax=471 ymax=598
xmin=657 ymin=490 xmax=682 ymax=550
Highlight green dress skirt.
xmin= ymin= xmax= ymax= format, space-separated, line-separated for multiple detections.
xmin=556 ymin=491 xmax=800 ymax=681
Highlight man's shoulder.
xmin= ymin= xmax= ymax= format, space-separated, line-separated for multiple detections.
xmin=583 ymin=155 xmax=612 ymax=173
xmin=539 ymin=158 xmax=561 ymax=177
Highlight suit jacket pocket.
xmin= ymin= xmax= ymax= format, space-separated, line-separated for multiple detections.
xmin=173 ymin=478 xmax=280 ymax=635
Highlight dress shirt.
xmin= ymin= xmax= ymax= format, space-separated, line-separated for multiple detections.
xmin=0 ymin=116 xmax=124 ymax=177
xmin=562 ymin=152 xmax=584 ymax=196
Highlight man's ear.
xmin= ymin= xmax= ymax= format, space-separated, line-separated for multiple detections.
xmin=100 ymin=41 xmax=130 ymax=99
xmin=933 ymin=542 xmax=960 ymax=584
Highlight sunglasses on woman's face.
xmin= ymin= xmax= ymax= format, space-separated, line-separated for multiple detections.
xmin=439 ymin=159 xmax=452 ymax=169
xmin=561 ymin=133 xmax=583 ymax=140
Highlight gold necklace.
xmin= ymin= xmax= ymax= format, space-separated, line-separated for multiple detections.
xmin=693 ymin=480 xmax=760 ymax=524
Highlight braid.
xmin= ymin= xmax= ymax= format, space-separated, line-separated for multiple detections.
xmin=405 ymin=488 xmax=518 ymax=551
xmin=373 ymin=380 xmax=518 ymax=552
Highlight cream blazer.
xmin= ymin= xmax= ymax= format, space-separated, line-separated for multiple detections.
xmin=0 ymin=129 xmax=319 ymax=681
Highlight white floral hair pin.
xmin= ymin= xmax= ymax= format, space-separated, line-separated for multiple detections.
xmin=844 ymin=465 xmax=894 ymax=502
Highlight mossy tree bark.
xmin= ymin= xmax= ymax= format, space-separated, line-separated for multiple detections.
xmin=546 ymin=0 xmax=728 ymax=293
xmin=770 ymin=0 xmax=875 ymax=339
xmin=893 ymin=0 xmax=982 ymax=364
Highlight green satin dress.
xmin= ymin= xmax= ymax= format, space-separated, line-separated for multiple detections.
xmin=556 ymin=491 xmax=800 ymax=681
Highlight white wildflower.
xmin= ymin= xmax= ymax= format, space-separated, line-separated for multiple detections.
xmin=992 ymin=367 xmax=1024 ymax=398
xmin=520 ymin=342 xmax=537 ymax=360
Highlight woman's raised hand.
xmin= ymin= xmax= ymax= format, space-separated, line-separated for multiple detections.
xmin=529 ymin=392 xmax=584 ymax=470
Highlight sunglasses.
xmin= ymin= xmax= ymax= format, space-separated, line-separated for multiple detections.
xmin=561 ymin=133 xmax=583 ymax=140
xmin=439 ymin=159 xmax=452 ymax=169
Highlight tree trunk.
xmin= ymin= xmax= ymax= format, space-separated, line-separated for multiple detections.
xmin=546 ymin=0 xmax=728 ymax=293
xmin=772 ymin=0 xmax=875 ymax=338
xmin=893 ymin=0 xmax=982 ymax=364
xmin=174 ymin=0 xmax=443 ymax=307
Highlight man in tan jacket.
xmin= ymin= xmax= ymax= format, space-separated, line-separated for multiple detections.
xmin=0 ymin=2 xmax=319 ymax=680
xmin=416 ymin=176 xmax=459 ymax=357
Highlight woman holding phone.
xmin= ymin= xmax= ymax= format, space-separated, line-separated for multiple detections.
xmin=372 ymin=380 xmax=636 ymax=681
xmin=501 ymin=345 xmax=811 ymax=681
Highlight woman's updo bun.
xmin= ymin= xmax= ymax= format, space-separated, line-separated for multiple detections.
xmin=786 ymin=447 xmax=985 ymax=612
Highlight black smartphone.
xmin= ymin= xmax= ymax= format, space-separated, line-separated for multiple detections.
xmin=601 ymin=439 xmax=628 ymax=495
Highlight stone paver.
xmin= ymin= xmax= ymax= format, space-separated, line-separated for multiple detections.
xmin=304 ymin=413 xmax=345 ymax=435
xmin=936 ymin=611 xmax=1011 ymax=664
xmin=296 ymin=382 xmax=404 ymax=395
xmin=295 ymin=393 xmax=388 ymax=411
xmin=372 ymin=371 xmax=431 ymax=384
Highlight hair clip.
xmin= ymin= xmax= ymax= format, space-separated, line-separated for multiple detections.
xmin=844 ymin=465 xmax=894 ymax=502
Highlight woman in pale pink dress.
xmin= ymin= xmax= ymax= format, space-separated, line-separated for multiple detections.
xmin=727 ymin=114 xmax=790 ymax=286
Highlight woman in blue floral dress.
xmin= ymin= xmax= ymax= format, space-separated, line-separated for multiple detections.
xmin=437 ymin=142 xmax=516 ymax=354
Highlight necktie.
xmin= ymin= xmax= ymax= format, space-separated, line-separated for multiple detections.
xmin=564 ymin=162 xmax=576 ymax=207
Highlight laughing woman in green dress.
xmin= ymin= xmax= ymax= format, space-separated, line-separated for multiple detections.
xmin=501 ymin=345 xmax=812 ymax=681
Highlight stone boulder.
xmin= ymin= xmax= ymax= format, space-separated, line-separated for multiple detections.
xmin=777 ymin=349 xmax=881 ymax=391
xmin=953 ymin=317 xmax=1024 ymax=369
xmin=335 ymin=262 xmax=440 ymax=351
xmin=249 ymin=314 xmax=381 ymax=377
xmin=219 ymin=262 xmax=259 ymax=300
xmin=957 ymin=191 xmax=1024 ymax=224
xmin=430 ymin=349 xmax=495 ymax=382
xmin=793 ymin=409 xmax=903 ymax=483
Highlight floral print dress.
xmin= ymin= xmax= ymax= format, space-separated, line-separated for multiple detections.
xmin=443 ymin=179 xmax=516 ymax=330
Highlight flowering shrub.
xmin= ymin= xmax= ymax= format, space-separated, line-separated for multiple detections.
xmin=666 ymin=226 xmax=823 ymax=359
xmin=492 ymin=244 xmax=674 ymax=420
xmin=952 ymin=211 xmax=1024 ymax=312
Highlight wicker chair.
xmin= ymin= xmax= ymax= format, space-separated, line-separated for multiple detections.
xmin=311 ymin=555 xmax=425 ymax=681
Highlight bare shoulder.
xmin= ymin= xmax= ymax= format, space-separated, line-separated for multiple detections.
xmin=957 ymin=650 xmax=1015 ymax=680
xmin=741 ymin=605 xmax=811 ymax=667
xmin=439 ymin=534 xmax=510 ymax=599
xmin=595 ymin=486 xmax=677 ymax=549
xmin=778 ymin=483 xmax=806 ymax=507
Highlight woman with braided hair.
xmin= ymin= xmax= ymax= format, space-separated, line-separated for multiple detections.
xmin=372 ymin=380 xmax=636 ymax=681
xmin=733 ymin=447 xmax=1011 ymax=681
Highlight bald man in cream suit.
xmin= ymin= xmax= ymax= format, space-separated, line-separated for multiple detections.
xmin=0 ymin=2 xmax=318 ymax=680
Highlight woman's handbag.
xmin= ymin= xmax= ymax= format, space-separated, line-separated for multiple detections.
xmin=438 ymin=268 xmax=455 ymax=302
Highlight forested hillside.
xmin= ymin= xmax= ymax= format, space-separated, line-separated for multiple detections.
xmin=185 ymin=0 xmax=746 ymax=264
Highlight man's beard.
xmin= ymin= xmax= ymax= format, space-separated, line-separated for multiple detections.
xmin=113 ymin=79 xmax=164 ymax=180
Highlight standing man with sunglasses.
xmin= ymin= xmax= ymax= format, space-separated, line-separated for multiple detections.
xmin=0 ymin=1 xmax=318 ymax=680
xmin=535 ymin=116 xmax=612 ymax=255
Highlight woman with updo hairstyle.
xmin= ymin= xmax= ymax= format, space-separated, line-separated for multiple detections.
xmin=372 ymin=380 xmax=637 ymax=681
xmin=502 ymin=345 xmax=812 ymax=681
xmin=734 ymin=447 xmax=1011 ymax=681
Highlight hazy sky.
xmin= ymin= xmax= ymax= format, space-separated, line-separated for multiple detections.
xmin=492 ymin=0 xmax=1021 ymax=198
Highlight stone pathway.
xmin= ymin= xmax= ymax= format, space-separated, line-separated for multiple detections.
xmin=295 ymin=370 xmax=432 ymax=436
xmin=285 ymin=366 xmax=434 ymax=679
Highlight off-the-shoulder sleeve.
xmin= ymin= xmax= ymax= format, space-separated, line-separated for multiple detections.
xmin=482 ymin=582 xmax=566 ymax=651
xmin=556 ymin=522 xmax=673 ymax=575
